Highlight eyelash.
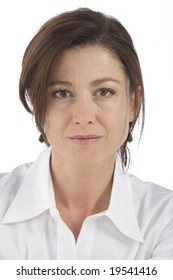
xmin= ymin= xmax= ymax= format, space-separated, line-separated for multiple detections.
xmin=51 ymin=88 xmax=116 ymax=99
xmin=51 ymin=89 xmax=72 ymax=99
xmin=95 ymin=88 xmax=116 ymax=98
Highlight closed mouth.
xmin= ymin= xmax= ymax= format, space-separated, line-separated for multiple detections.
xmin=68 ymin=135 xmax=103 ymax=145
xmin=69 ymin=135 xmax=102 ymax=139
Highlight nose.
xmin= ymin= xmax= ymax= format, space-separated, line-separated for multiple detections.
xmin=72 ymin=96 xmax=96 ymax=128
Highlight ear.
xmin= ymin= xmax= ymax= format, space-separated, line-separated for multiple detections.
xmin=129 ymin=85 xmax=143 ymax=122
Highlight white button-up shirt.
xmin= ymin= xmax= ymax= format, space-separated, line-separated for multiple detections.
xmin=0 ymin=148 xmax=173 ymax=260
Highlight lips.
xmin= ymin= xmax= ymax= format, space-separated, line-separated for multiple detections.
xmin=68 ymin=135 xmax=102 ymax=145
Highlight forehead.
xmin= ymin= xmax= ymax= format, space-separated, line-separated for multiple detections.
xmin=51 ymin=45 xmax=127 ymax=82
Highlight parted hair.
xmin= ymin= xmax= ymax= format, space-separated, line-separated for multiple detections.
xmin=19 ymin=8 xmax=145 ymax=168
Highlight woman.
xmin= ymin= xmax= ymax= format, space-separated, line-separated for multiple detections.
xmin=0 ymin=8 xmax=173 ymax=259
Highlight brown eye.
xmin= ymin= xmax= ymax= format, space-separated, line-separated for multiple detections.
xmin=52 ymin=89 xmax=72 ymax=99
xmin=95 ymin=88 xmax=116 ymax=98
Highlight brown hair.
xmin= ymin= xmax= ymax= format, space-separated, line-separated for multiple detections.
xmin=19 ymin=8 xmax=145 ymax=168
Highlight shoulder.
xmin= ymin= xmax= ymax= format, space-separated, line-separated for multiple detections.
xmin=0 ymin=148 xmax=50 ymax=192
xmin=0 ymin=162 xmax=33 ymax=219
xmin=0 ymin=162 xmax=33 ymax=188
xmin=130 ymin=173 xmax=173 ymax=198
xmin=129 ymin=173 xmax=173 ymax=218
xmin=0 ymin=148 xmax=51 ymax=222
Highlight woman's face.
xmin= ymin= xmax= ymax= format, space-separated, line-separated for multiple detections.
xmin=45 ymin=46 xmax=134 ymax=167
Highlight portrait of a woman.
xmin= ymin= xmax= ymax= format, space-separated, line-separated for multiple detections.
xmin=0 ymin=8 xmax=173 ymax=259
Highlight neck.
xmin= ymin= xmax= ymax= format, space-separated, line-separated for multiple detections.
xmin=50 ymin=153 xmax=116 ymax=215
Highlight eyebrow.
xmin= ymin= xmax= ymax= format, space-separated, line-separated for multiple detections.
xmin=91 ymin=78 xmax=121 ymax=86
xmin=49 ymin=80 xmax=72 ymax=87
xmin=48 ymin=77 xmax=121 ymax=87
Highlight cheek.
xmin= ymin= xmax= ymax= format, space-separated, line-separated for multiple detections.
xmin=45 ymin=106 xmax=69 ymax=138
xmin=105 ymin=102 xmax=130 ymax=142
xmin=107 ymin=100 xmax=130 ymax=127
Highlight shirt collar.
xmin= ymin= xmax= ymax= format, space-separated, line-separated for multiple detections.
xmin=1 ymin=148 xmax=144 ymax=242
xmin=106 ymin=157 xmax=144 ymax=243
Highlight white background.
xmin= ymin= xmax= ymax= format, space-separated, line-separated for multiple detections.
xmin=0 ymin=0 xmax=172 ymax=190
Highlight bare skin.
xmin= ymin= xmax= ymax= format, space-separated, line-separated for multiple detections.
xmin=50 ymin=153 xmax=115 ymax=240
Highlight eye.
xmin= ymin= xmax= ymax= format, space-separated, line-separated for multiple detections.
xmin=95 ymin=88 xmax=116 ymax=98
xmin=51 ymin=89 xmax=72 ymax=99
